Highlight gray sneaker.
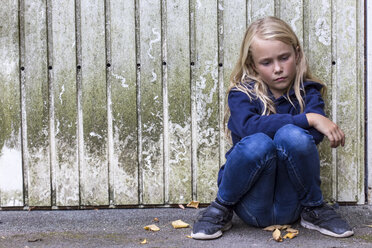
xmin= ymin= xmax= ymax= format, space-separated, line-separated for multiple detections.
xmin=301 ymin=203 xmax=353 ymax=238
xmin=191 ymin=201 xmax=233 ymax=240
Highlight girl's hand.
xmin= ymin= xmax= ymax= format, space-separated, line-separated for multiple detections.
xmin=306 ymin=113 xmax=345 ymax=148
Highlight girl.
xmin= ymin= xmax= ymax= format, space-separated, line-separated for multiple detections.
xmin=191 ymin=16 xmax=353 ymax=240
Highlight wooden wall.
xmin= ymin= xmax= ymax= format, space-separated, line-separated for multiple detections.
xmin=0 ymin=0 xmax=365 ymax=208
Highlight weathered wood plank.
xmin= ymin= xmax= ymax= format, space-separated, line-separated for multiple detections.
xmin=279 ymin=0 xmax=303 ymax=44
xmin=193 ymin=0 xmax=219 ymax=203
xmin=0 ymin=0 xmax=23 ymax=207
xmin=110 ymin=0 xmax=138 ymax=205
xmin=248 ymin=0 xmax=275 ymax=24
xmin=51 ymin=0 xmax=79 ymax=206
xmin=304 ymin=0 xmax=334 ymax=201
xmin=24 ymin=0 xmax=50 ymax=206
xmin=139 ymin=0 xmax=164 ymax=204
xmin=166 ymin=0 xmax=192 ymax=204
xmin=333 ymin=0 xmax=359 ymax=202
xmin=80 ymin=0 xmax=108 ymax=205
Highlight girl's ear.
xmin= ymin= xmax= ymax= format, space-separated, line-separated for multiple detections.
xmin=295 ymin=46 xmax=301 ymax=64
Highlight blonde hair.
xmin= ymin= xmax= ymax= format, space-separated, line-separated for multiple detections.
xmin=225 ymin=16 xmax=325 ymax=140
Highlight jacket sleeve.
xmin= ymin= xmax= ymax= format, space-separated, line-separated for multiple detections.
xmin=303 ymin=86 xmax=326 ymax=144
xmin=227 ymin=90 xmax=310 ymax=139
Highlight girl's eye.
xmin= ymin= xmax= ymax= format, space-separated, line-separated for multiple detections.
xmin=280 ymin=56 xmax=289 ymax=61
xmin=260 ymin=61 xmax=270 ymax=66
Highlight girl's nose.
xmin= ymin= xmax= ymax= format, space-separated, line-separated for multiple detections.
xmin=274 ymin=61 xmax=283 ymax=74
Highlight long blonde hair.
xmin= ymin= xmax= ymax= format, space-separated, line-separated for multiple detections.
xmin=225 ymin=16 xmax=325 ymax=140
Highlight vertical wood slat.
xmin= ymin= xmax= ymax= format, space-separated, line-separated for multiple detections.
xmin=333 ymin=0 xmax=363 ymax=202
xmin=51 ymin=0 xmax=79 ymax=206
xmin=304 ymin=0 xmax=334 ymax=201
xmin=248 ymin=0 xmax=275 ymax=24
xmin=80 ymin=0 xmax=108 ymax=205
xmin=166 ymin=0 xmax=192 ymax=204
xmin=278 ymin=0 xmax=303 ymax=44
xmin=193 ymin=0 xmax=219 ymax=203
xmin=0 ymin=0 xmax=23 ymax=207
xmin=110 ymin=0 xmax=138 ymax=205
xmin=139 ymin=0 xmax=164 ymax=204
xmin=24 ymin=0 xmax=50 ymax=206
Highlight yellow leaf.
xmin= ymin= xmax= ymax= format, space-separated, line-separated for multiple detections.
xmin=273 ymin=229 xmax=283 ymax=242
xmin=153 ymin=217 xmax=159 ymax=222
xmin=263 ymin=225 xmax=282 ymax=231
xmin=365 ymin=225 xmax=372 ymax=228
xmin=284 ymin=232 xmax=298 ymax=239
xmin=286 ymin=228 xmax=299 ymax=234
xmin=186 ymin=235 xmax=193 ymax=239
xmin=186 ymin=201 xmax=200 ymax=209
xmin=179 ymin=204 xmax=185 ymax=209
xmin=172 ymin=219 xmax=190 ymax=229
xmin=140 ymin=239 xmax=147 ymax=244
xmin=144 ymin=224 xmax=160 ymax=232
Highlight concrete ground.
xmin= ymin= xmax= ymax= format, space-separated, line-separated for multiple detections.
xmin=0 ymin=205 xmax=372 ymax=248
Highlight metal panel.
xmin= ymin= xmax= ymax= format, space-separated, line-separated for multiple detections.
xmin=24 ymin=0 xmax=50 ymax=206
xmin=139 ymin=0 xmax=164 ymax=204
xmin=165 ymin=0 xmax=192 ymax=204
xmin=0 ymin=0 xmax=23 ymax=207
xmin=80 ymin=0 xmax=108 ymax=205
xmin=110 ymin=0 xmax=138 ymax=205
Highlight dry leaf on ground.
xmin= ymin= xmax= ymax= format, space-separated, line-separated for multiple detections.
xmin=263 ymin=225 xmax=284 ymax=231
xmin=186 ymin=235 xmax=193 ymax=239
xmin=153 ymin=217 xmax=159 ymax=222
xmin=283 ymin=232 xmax=298 ymax=239
xmin=172 ymin=219 xmax=190 ymax=229
xmin=179 ymin=204 xmax=185 ymax=209
xmin=186 ymin=201 xmax=200 ymax=209
xmin=140 ymin=239 xmax=147 ymax=244
xmin=286 ymin=227 xmax=299 ymax=234
xmin=144 ymin=224 xmax=160 ymax=232
xmin=273 ymin=229 xmax=283 ymax=242
xmin=365 ymin=224 xmax=372 ymax=228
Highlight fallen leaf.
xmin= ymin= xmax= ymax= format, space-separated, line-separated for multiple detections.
xmin=140 ymin=239 xmax=147 ymax=244
xmin=1 ymin=236 xmax=6 ymax=240
xmin=286 ymin=227 xmax=299 ymax=234
xmin=280 ymin=225 xmax=291 ymax=230
xmin=186 ymin=235 xmax=193 ymax=239
xmin=186 ymin=201 xmax=200 ymax=209
xmin=179 ymin=204 xmax=185 ymax=210
xmin=263 ymin=225 xmax=282 ymax=231
xmin=153 ymin=217 xmax=159 ymax=222
xmin=272 ymin=229 xmax=283 ymax=242
xmin=144 ymin=224 xmax=160 ymax=232
xmin=172 ymin=219 xmax=190 ymax=229
xmin=283 ymin=232 xmax=298 ymax=239
xmin=365 ymin=225 xmax=372 ymax=228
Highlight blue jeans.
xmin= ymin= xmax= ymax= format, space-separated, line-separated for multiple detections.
xmin=217 ymin=124 xmax=324 ymax=227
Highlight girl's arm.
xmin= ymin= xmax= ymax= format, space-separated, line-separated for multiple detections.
xmin=305 ymin=113 xmax=345 ymax=148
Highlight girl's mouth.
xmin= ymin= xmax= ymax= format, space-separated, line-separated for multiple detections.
xmin=274 ymin=77 xmax=287 ymax=82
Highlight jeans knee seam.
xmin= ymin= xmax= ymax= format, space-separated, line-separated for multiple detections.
xmin=277 ymin=147 xmax=306 ymax=190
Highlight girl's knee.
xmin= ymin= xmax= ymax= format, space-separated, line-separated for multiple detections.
xmin=237 ymin=133 xmax=276 ymax=163
xmin=274 ymin=124 xmax=314 ymax=152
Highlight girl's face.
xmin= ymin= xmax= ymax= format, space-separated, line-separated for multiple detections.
xmin=251 ymin=38 xmax=299 ymax=98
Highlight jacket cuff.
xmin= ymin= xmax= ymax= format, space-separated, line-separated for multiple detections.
xmin=293 ymin=113 xmax=309 ymax=129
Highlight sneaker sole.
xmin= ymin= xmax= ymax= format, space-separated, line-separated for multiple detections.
xmin=301 ymin=217 xmax=354 ymax=238
xmin=191 ymin=221 xmax=233 ymax=240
